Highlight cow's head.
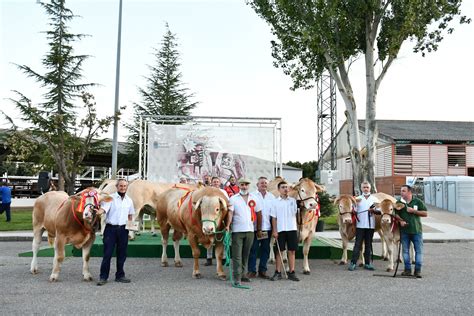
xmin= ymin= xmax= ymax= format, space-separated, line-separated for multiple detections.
xmin=73 ymin=188 xmax=112 ymax=227
xmin=193 ymin=190 xmax=228 ymax=235
xmin=335 ymin=194 xmax=357 ymax=224
xmin=380 ymin=199 xmax=395 ymax=224
xmin=291 ymin=178 xmax=323 ymax=210
xmin=380 ymin=200 xmax=405 ymax=223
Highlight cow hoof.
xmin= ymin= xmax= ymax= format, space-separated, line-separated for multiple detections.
xmin=152 ymin=233 xmax=157 ymax=237
xmin=383 ymin=258 xmax=389 ymax=261
xmin=338 ymin=261 xmax=346 ymax=265
xmin=193 ymin=273 xmax=202 ymax=279
xmin=217 ymin=274 xmax=226 ymax=281
xmin=358 ymin=263 xmax=364 ymax=267
xmin=161 ymin=262 xmax=169 ymax=267
xmin=31 ymin=268 xmax=39 ymax=275
xmin=268 ymin=259 xmax=275 ymax=264
xmin=386 ymin=268 xmax=393 ymax=272
xmin=174 ymin=261 xmax=183 ymax=268
xmin=412 ymin=261 xmax=416 ymax=264
xmin=49 ymin=276 xmax=58 ymax=282
xmin=283 ymin=259 xmax=288 ymax=264
xmin=83 ymin=275 xmax=93 ymax=281
xmin=135 ymin=232 xmax=141 ymax=236
xmin=397 ymin=259 xmax=402 ymax=263
xmin=303 ymin=270 xmax=310 ymax=275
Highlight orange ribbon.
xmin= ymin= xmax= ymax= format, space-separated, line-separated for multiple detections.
xmin=248 ymin=200 xmax=256 ymax=222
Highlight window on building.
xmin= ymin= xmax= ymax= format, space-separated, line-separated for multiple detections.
xmin=395 ymin=145 xmax=412 ymax=156
xmin=448 ymin=146 xmax=466 ymax=167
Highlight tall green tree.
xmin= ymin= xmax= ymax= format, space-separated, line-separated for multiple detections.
xmin=250 ymin=0 xmax=470 ymax=195
xmin=125 ymin=23 xmax=198 ymax=169
xmin=8 ymin=0 xmax=114 ymax=194
xmin=285 ymin=160 xmax=318 ymax=181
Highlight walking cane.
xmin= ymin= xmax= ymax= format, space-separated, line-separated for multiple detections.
xmin=276 ymin=240 xmax=288 ymax=279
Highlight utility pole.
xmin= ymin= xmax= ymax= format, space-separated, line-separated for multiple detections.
xmin=111 ymin=0 xmax=123 ymax=179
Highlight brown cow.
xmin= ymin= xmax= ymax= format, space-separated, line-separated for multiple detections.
xmin=336 ymin=194 xmax=386 ymax=265
xmin=374 ymin=193 xmax=413 ymax=271
xmin=268 ymin=177 xmax=325 ymax=274
xmin=156 ymin=186 xmax=228 ymax=279
xmin=30 ymin=189 xmax=111 ymax=282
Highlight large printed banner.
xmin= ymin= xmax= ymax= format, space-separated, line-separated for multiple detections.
xmin=147 ymin=124 xmax=275 ymax=184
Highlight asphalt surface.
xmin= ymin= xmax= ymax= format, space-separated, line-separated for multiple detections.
xmin=1 ymin=241 xmax=473 ymax=315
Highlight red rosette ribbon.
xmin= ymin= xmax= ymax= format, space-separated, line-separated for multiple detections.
xmin=248 ymin=200 xmax=256 ymax=222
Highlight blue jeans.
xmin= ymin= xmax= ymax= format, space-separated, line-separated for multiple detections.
xmin=248 ymin=231 xmax=271 ymax=273
xmin=401 ymin=231 xmax=423 ymax=272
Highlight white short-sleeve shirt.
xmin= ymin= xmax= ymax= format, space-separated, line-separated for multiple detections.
xmin=253 ymin=190 xmax=275 ymax=231
xmin=101 ymin=192 xmax=135 ymax=226
xmin=229 ymin=193 xmax=261 ymax=233
xmin=356 ymin=194 xmax=378 ymax=229
xmin=270 ymin=196 xmax=297 ymax=232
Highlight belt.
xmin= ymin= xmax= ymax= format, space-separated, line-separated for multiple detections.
xmin=106 ymin=224 xmax=126 ymax=228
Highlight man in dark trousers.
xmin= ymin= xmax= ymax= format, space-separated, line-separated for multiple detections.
xmin=0 ymin=180 xmax=12 ymax=222
xmin=97 ymin=179 xmax=135 ymax=285
xmin=395 ymin=184 xmax=428 ymax=278
xmin=348 ymin=181 xmax=380 ymax=271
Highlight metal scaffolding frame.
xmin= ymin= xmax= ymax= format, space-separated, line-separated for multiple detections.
xmin=317 ymin=73 xmax=337 ymax=173
xmin=138 ymin=115 xmax=282 ymax=180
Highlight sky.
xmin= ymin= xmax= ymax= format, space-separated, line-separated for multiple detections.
xmin=1 ymin=0 xmax=473 ymax=163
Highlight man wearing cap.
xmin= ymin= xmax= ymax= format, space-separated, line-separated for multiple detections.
xmin=226 ymin=178 xmax=262 ymax=286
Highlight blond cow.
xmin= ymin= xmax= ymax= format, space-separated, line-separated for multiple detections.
xmin=268 ymin=177 xmax=325 ymax=274
xmin=156 ymin=186 xmax=229 ymax=279
xmin=31 ymin=189 xmax=111 ymax=282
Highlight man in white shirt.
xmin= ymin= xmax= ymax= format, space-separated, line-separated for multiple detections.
xmin=226 ymin=178 xmax=262 ymax=286
xmin=205 ymin=177 xmax=229 ymax=266
xmin=348 ymin=181 xmax=380 ymax=271
xmin=97 ymin=179 xmax=135 ymax=286
xmin=270 ymin=181 xmax=300 ymax=282
xmin=247 ymin=176 xmax=275 ymax=279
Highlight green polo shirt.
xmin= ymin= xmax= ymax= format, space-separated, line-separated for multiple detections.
xmin=395 ymin=197 xmax=427 ymax=234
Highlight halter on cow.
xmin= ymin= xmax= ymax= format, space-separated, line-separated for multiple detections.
xmin=70 ymin=189 xmax=101 ymax=233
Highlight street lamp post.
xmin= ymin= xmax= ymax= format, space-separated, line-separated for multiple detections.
xmin=111 ymin=0 xmax=123 ymax=180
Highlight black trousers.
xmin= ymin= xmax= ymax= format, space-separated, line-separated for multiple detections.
xmin=100 ymin=224 xmax=129 ymax=280
xmin=351 ymin=228 xmax=374 ymax=264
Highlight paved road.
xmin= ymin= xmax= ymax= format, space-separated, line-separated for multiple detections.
xmin=1 ymin=241 xmax=473 ymax=315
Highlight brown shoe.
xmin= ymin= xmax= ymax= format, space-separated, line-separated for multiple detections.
xmin=401 ymin=269 xmax=412 ymax=277
xmin=246 ymin=272 xmax=257 ymax=278
xmin=414 ymin=271 xmax=422 ymax=278
xmin=258 ymin=271 xmax=270 ymax=279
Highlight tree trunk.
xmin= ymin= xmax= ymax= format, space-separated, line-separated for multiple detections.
xmin=66 ymin=171 xmax=76 ymax=195
xmin=364 ymin=14 xmax=379 ymax=193
xmin=328 ymin=64 xmax=363 ymax=196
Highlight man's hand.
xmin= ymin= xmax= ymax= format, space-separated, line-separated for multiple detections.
xmin=225 ymin=225 xmax=230 ymax=232
xmin=407 ymin=207 xmax=416 ymax=214
xmin=400 ymin=220 xmax=408 ymax=227
xmin=96 ymin=208 xmax=105 ymax=215
xmin=272 ymin=231 xmax=278 ymax=239
xmin=257 ymin=230 xmax=263 ymax=239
